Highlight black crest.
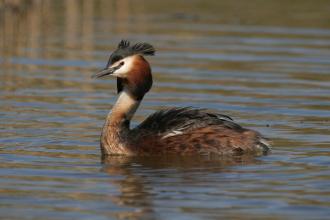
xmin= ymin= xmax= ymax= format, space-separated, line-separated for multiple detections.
xmin=107 ymin=40 xmax=155 ymax=67
xmin=118 ymin=39 xmax=130 ymax=49
xmin=131 ymin=42 xmax=155 ymax=56
xmin=106 ymin=40 xmax=155 ymax=94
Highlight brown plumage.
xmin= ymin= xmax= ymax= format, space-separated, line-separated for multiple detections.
xmin=92 ymin=40 xmax=271 ymax=156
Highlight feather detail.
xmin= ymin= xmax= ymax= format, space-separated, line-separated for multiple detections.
xmin=135 ymin=107 xmax=242 ymax=136
xmin=256 ymin=137 xmax=272 ymax=152
xmin=131 ymin=42 xmax=155 ymax=56
xmin=118 ymin=39 xmax=130 ymax=49
xmin=106 ymin=40 xmax=155 ymax=69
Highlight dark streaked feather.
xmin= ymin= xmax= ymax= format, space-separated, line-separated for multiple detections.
xmin=134 ymin=107 xmax=244 ymax=136
xmin=118 ymin=39 xmax=130 ymax=49
xmin=131 ymin=42 xmax=155 ymax=56
xmin=107 ymin=40 xmax=155 ymax=67
xmin=256 ymin=137 xmax=272 ymax=153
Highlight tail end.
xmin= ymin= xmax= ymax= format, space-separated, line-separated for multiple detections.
xmin=256 ymin=137 xmax=272 ymax=155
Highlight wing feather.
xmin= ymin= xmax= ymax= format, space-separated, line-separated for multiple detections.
xmin=134 ymin=107 xmax=244 ymax=137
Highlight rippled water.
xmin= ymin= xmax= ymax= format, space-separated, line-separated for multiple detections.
xmin=1 ymin=0 xmax=330 ymax=219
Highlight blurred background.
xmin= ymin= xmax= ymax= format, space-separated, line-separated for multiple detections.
xmin=1 ymin=0 xmax=330 ymax=219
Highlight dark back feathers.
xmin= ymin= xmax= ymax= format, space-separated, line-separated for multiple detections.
xmin=135 ymin=107 xmax=245 ymax=135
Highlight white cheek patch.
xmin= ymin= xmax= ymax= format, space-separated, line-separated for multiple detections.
xmin=112 ymin=56 xmax=135 ymax=77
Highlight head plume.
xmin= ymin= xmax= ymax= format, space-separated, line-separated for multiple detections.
xmin=107 ymin=40 xmax=155 ymax=66
xmin=117 ymin=40 xmax=155 ymax=55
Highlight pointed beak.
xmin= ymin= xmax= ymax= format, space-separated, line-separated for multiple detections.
xmin=91 ymin=67 xmax=116 ymax=79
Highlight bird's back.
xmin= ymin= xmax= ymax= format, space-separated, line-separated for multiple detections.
xmin=129 ymin=107 xmax=270 ymax=156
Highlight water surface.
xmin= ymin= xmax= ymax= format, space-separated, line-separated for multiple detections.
xmin=1 ymin=0 xmax=330 ymax=219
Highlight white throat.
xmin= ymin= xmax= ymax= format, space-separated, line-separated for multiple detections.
xmin=110 ymin=90 xmax=140 ymax=123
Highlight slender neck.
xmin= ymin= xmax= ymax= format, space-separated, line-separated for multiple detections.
xmin=107 ymin=90 xmax=141 ymax=129
xmin=100 ymin=90 xmax=141 ymax=155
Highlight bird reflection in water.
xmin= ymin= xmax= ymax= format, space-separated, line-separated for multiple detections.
xmin=101 ymin=154 xmax=261 ymax=219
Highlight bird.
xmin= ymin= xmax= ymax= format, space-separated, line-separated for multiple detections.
xmin=92 ymin=40 xmax=271 ymax=156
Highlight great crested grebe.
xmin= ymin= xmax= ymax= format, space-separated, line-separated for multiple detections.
xmin=92 ymin=40 xmax=271 ymax=156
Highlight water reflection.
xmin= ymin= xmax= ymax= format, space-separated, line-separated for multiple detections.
xmin=102 ymin=154 xmax=261 ymax=170
xmin=102 ymin=156 xmax=155 ymax=219
xmin=102 ymin=155 xmax=261 ymax=219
